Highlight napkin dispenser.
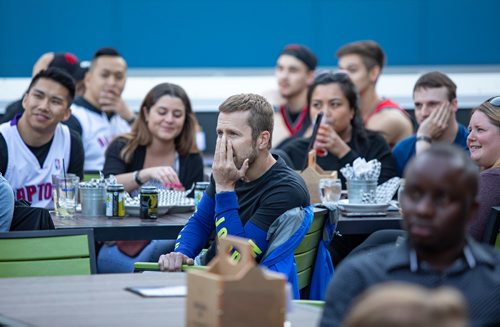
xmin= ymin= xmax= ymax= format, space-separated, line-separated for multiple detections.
xmin=186 ymin=236 xmax=287 ymax=327
xmin=300 ymin=150 xmax=337 ymax=204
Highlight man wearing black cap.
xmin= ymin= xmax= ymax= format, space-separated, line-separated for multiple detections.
xmin=273 ymin=44 xmax=317 ymax=148
xmin=0 ymin=52 xmax=88 ymax=124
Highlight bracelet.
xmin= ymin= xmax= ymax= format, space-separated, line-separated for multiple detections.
xmin=134 ymin=170 xmax=144 ymax=186
xmin=416 ymin=135 xmax=432 ymax=143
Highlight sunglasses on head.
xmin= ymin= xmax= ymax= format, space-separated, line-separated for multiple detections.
xmin=315 ymin=69 xmax=349 ymax=77
xmin=487 ymin=96 xmax=500 ymax=107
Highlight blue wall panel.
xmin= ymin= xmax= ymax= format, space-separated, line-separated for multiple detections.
xmin=1 ymin=0 xmax=499 ymax=76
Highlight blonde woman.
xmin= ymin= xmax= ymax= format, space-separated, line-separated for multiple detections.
xmin=467 ymin=96 xmax=500 ymax=240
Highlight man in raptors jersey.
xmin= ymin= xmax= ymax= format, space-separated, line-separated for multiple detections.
xmin=272 ymin=44 xmax=317 ymax=148
xmin=0 ymin=68 xmax=84 ymax=208
xmin=66 ymin=48 xmax=135 ymax=171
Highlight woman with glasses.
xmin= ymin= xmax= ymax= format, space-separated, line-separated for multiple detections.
xmin=467 ymin=96 xmax=500 ymax=241
xmin=281 ymin=72 xmax=397 ymax=187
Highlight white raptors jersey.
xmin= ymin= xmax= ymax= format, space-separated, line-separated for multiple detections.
xmin=0 ymin=121 xmax=71 ymax=208
xmin=71 ymin=103 xmax=130 ymax=171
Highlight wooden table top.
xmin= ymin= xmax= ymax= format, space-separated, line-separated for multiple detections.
xmin=0 ymin=273 xmax=322 ymax=327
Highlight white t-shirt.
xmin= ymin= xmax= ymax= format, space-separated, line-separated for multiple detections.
xmin=71 ymin=102 xmax=130 ymax=171
xmin=0 ymin=122 xmax=71 ymax=208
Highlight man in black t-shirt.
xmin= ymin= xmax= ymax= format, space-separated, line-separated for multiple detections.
xmin=158 ymin=94 xmax=310 ymax=277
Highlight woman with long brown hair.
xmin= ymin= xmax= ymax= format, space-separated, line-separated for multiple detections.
xmin=103 ymin=82 xmax=203 ymax=193
xmin=98 ymin=82 xmax=204 ymax=273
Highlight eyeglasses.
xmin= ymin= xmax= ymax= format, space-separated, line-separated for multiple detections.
xmin=487 ymin=96 xmax=500 ymax=107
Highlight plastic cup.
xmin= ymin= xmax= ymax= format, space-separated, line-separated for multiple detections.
xmin=52 ymin=174 xmax=79 ymax=217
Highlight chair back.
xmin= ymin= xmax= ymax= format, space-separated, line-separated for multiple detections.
xmin=83 ymin=171 xmax=100 ymax=182
xmin=294 ymin=209 xmax=327 ymax=290
xmin=0 ymin=229 xmax=96 ymax=277
xmin=482 ymin=206 xmax=500 ymax=246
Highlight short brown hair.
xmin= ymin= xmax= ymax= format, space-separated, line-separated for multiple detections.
xmin=336 ymin=40 xmax=386 ymax=71
xmin=413 ymin=71 xmax=457 ymax=102
xmin=218 ymin=93 xmax=274 ymax=149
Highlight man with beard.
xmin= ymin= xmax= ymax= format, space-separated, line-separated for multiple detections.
xmin=67 ymin=47 xmax=135 ymax=171
xmin=320 ymin=144 xmax=500 ymax=326
xmin=158 ymin=94 xmax=311 ymax=284
xmin=272 ymin=44 xmax=317 ymax=148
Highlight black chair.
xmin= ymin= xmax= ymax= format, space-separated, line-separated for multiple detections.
xmin=482 ymin=206 xmax=500 ymax=246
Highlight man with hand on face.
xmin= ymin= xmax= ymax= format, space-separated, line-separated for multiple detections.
xmin=320 ymin=144 xmax=500 ymax=326
xmin=67 ymin=47 xmax=135 ymax=171
xmin=0 ymin=68 xmax=84 ymax=208
xmin=392 ymin=71 xmax=469 ymax=176
xmin=158 ymin=94 xmax=311 ymax=292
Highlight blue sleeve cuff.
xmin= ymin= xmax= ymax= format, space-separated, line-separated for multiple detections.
xmin=215 ymin=191 xmax=239 ymax=214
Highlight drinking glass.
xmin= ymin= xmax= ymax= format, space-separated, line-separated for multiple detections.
xmin=318 ymin=178 xmax=342 ymax=205
xmin=52 ymin=174 xmax=79 ymax=217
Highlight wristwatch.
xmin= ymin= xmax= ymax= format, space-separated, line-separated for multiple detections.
xmin=416 ymin=135 xmax=432 ymax=143
xmin=134 ymin=170 xmax=144 ymax=186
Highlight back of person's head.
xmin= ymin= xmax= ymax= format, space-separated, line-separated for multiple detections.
xmin=121 ymin=83 xmax=197 ymax=162
xmin=336 ymin=40 xmax=385 ymax=71
xmin=307 ymin=71 xmax=365 ymax=135
xmin=413 ymin=71 xmax=457 ymax=102
xmin=49 ymin=53 xmax=87 ymax=82
xmin=219 ymin=93 xmax=274 ymax=148
xmin=343 ymin=282 xmax=467 ymax=327
xmin=27 ymin=67 xmax=76 ymax=105
xmin=279 ymin=44 xmax=318 ymax=71
xmin=32 ymin=52 xmax=87 ymax=82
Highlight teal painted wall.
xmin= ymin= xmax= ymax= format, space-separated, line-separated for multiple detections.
xmin=1 ymin=0 xmax=499 ymax=76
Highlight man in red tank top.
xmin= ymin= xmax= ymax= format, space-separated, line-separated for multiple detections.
xmin=337 ymin=40 xmax=413 ymax=147
xmin=272 ymin=44 xmax=317 ymax=148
